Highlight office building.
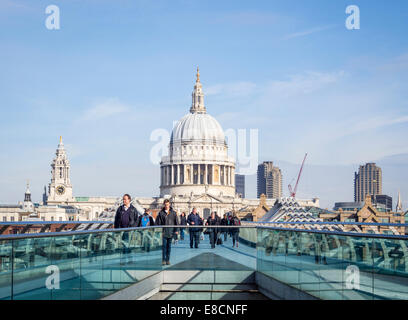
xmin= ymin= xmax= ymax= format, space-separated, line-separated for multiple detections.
xmin=354 ymin=163 xmax=382 ymax=202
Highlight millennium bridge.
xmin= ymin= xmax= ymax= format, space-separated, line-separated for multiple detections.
xmin=0 ymin=221 xmax=407 ymax=300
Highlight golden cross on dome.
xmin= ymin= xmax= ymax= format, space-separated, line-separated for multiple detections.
xmin=196 ymin=66 xmax=200 ymax=82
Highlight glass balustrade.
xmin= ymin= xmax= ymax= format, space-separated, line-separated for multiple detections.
xmin=1 ymin=224 xmax=408 ymax=300
xmin=257 ymin=226 xmax=408 ymax=300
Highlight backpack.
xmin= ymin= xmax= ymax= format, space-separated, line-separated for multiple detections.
xmin=141 ymin=215 xmax=150 ymax=227
xmin=233 ymin=217 xmax=240 ymax=226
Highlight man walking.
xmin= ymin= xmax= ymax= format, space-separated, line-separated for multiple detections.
xmin=155 ymin=199 xmax=178 ymax=265
xmin=179 ymin=212 xmax=187 ymax=241
xmin=221 ymin=213 xmax=228 ymax=242
xmin=187 ymin=207 xmax=202 ymax=249
xmin=114 ymin=194 xmax=140 ymax=229
xmin=230 ymin=211 xmax=241 ymax=248
xmin=114 ymin=194 xmax=140 ymax=264
xmin=206 ymin=212 xmax=219 ymax=249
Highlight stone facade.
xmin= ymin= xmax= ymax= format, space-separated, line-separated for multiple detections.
xmin=47 ymin=136 xmax=73 ymax=204
xmin=320 ymin=195 xmax=405 ymax=235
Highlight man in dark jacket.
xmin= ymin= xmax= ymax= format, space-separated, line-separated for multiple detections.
xmin=155 ymin=199 xmax=178 ymax=265
xmin=179 ymin=212 xmax=187 ymax=241
xmin=187 ymin=207 xmax=202 ymax=249
xmin=114 ymin=194 xmax=140 ymax=229
xmin=114 ymin=194 xmax=140 ymax=264
xmin=206 ymin=212 xmax=219 ymax=249
xmin=230 ymin=211 xmax=241 ymax=248
xmin=220 ymin=213 xmax=228 ymax=241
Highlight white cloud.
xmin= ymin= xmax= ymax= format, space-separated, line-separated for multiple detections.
xmin=206 ymin=82 xmax=257 ymax=97
xmin=282 ymin=25 xmax=337 ymax=40
xmin=210 ymin=11 xmax=292 ymax=26
xmin=78 ymin=98 xmax=130 ymax=122
xmin=337 ymin=115 xmax=408 ymax=138
xmin=0 ymin=0 xmax=30 ymax=10
xmin=262 ymin=71 xmax=345 ymax=97
xmin=206 ymin=71 xmax=344 ymax=102
xmin=378 ymin=53 xmax=408 ymax=72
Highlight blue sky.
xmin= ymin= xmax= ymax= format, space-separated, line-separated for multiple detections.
xmin=0 ymin=0 xmax=407 ymax=209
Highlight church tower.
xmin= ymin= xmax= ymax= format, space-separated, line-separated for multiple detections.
xmin=23 ymin=181 xmax=34 ymax=212
xmin=47 ymin=136 xmax=73 ymax=204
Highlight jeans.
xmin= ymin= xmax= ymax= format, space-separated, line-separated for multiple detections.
xmin=232 ymin=231 xmax=239 ymax=246
xmin=162 ymin=237 xmax=172 ymax=262
xmin=209 ymin=232 xmax=217 ymax=248
xmin=190 ymin=231 xmax=200 ymax=248
xmin=121 ymin=232 xmax=131 ymax=264
xmin=180 ymin=228 xmax=185 ymax=240
xmin=142 ymin=231 xmax=152 ymax=252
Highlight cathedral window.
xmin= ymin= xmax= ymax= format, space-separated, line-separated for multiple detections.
xmin=200 ymin=164 xmax=205 ymax=184
xmin=193 ymin=164 xmax=198 ymax=184
xmin=174 ymin=165 xmax=178 ymax=185
xmin=180 ymin=165 xmax=184 ymax=184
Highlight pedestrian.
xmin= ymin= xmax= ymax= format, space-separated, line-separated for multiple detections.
xmin=206 ymin=212 xmax=219 ymax=249
xmin=138 ymin=208 xmax=155 ymax=227
xmin=179 ymin=212 xmax=187 ymax=241
xmin=155 ymin=199 xmax=178 ymax=265
xmin=214 ymin=211 xmax=222 ymax=244
xmin=187 ymin=207 xmax=202 ymax=249
xmin=114 ymin=194 xmax=140 ymax=229
xmin=137 ymin=208 xmax=155 ymax=252
xmin=230 ymin=211 xmax=241 ymax=248
xmin=220 ymin=213 xmax=228 ymax=242
xmin=114 ymin=194 xmax=140 ymax=264
xmin=173 ymin=210 xmax=179 ymax=245
xmin=227 ymin=212 xmax=233 ymax=238
xmin=198 ymin=212 xmax=205 ymax=241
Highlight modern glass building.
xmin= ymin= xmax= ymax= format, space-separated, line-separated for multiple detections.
xmin=354 ymin=163 xmax=382 ymax=202
xmin=235 ymin=174 xmax=245 ymax=198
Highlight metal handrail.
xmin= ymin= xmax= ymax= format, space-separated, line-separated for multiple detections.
xmin=244 ymin=221 xmax=408 ymax=227
xmin=0 ymin=225 xmax=252 ymax=240
xmin=1 ymin=224 xmax=407 ymax=241
xmin=0 ymin=221 xmax=112 ymax=226
xmin=256 ymin=225 xmax=408 ymax=240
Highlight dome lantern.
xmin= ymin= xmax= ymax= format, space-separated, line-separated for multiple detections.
xmin=190 ymin=66 xmax=206 ymax=114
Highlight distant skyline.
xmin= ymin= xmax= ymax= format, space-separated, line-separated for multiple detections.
xmin=1 ymin=0 xmax=407 ymax=209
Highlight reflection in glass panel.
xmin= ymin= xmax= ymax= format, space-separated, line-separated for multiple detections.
xmin=12 ymin=237 xmax=54 ymax=300
xmin=0 ymin=239 xmax=12 ymax=300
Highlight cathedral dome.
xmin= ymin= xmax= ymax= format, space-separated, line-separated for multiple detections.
xmin=170 ymin=67 xmax=226 ymax=146
xmin=160 ymin=68 xmax=236 ymax=199
xmin=170 ymin=112 xmax=226 ymax=146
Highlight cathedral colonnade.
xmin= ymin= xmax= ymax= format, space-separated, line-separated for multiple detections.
xmin=160 ymin=163 xmax=235 ymax=187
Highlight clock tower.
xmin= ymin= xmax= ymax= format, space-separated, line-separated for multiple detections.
xmin=47 ymin=136 xmax=73 ymax=204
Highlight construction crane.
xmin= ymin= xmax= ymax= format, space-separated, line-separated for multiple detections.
xmin=288 ymin=153 xmax=308 ymax=198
